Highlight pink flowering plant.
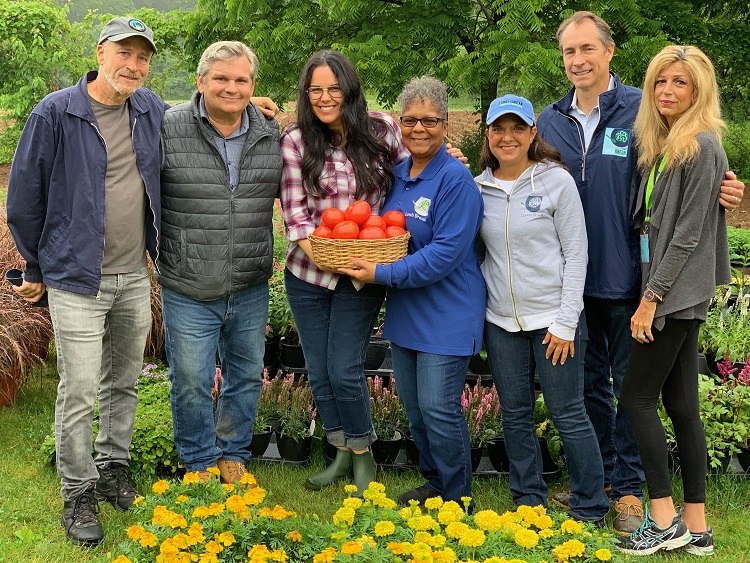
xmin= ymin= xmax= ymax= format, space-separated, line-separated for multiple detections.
xmin=278 ymin=374 xmax=316 ymax=439
xmin=114 ymin=477 xmax=621 ymax=563
xmin=367 ymin=375 xmax=402 ymax=441
xmin=462 ymin=383 xmax=501 ymax=448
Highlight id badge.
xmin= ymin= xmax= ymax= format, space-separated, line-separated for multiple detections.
xmin=640 ymin=221 xmax=650 ymax=263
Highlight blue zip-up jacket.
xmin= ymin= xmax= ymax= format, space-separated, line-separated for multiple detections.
xmin=536 ymin=73 xmax=642 ymax=299
xmin=7 ymin=71 xmax=167 ymax=296
xmin=374 ymin=146 xmax=486 ymax=356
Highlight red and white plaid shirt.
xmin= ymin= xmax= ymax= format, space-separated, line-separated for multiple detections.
xmin=280 ymin=112 xmax=408 ymax=289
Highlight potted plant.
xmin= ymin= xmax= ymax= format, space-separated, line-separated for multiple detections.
xmin=533 ymin=394 xmax=564 ymax=474
xmin=462 ymin=383 xmax=501 ymax=471
xmin=276 ymin=374 xmax=315 ymax=462
xmin=367 ymin=375 xmax=403 ymax=463
xmin=699 ymin=286 xmax=750 ymax=365
xmin=248 ymin=370 xmax=285 ymax=457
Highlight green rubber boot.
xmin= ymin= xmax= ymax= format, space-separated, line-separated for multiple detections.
xmin=305 ymin=448 xmax=352 ymax=491
xmin=352 ymin=450 xmax=377 ymax=497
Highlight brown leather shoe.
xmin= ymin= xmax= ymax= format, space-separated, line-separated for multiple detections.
xmin=614 ymin=495 xmax=644 ymax=535
xmin=217 ymin=459 xmax=248 ymax=484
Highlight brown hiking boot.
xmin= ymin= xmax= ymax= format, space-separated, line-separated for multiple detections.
xmin=217 ymin=459 xmax=248 ymax=484
xmin=551 ymin=485 xmax=612 ymax=511
xmin=614 ymin=495 xmax=644 ymax=535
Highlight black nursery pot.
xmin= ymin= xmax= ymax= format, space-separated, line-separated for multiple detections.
xmin=486 ymin=435 xmax=510 ymax=472
xmin=277 ymin=434 xmax=313 ymax=462
xmin=249 ymin=427 xmax=273 ymax=458
xmin=364 ymin=337 xmax=390 ymax=370
xmin=371 ymin=429 xmax=403 ymax=464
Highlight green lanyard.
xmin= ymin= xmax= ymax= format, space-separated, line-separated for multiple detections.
xmin=645 ymin=155 xmax=667 ymax=220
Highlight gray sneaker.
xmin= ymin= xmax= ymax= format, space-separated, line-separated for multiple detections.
xmin=619 ymin=509 xmax=691 ymax=556
xmin=685 ymin=529 xmax=714 ymax=556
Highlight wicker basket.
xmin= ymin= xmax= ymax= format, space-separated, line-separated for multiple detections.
xmin=309 ymin=233 xmax=410 ymax=269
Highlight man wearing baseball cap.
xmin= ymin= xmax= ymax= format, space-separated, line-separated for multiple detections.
xmin=7 ymin=17 xmax=166 ymax=546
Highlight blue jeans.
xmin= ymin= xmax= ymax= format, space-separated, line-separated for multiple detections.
xmin=162 ymin=284 xmax=268 ymax=472
xmin=48 ymin=267 xmax=151 ymax=501
xmin=390 ymin=343 xmax=473 ymax=505
xmin=485 ymin=320 xmax=610 ymax=522
xmin=583 ymin=297 xmax=645 ymax=499
xmin=285 ymin=270 xmax=384 ymax=450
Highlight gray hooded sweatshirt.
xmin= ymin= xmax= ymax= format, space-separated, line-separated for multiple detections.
xmin=475 ymin=160 xmax=588 ymax=340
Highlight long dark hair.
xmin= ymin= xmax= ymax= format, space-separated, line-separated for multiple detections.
xmin=479 ymin=118 xmax=563 ymax=170
xmin=296 ymin=50 xmax=394 ymax=200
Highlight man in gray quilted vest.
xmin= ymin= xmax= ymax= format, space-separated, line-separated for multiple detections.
xmin=158 ymin=41 xmax=282 ymax=485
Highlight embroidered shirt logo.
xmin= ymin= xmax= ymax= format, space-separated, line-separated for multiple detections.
xmin=413 ymin=197 xmax=431 ymax=217
xmin=602 ymin=127 xmax=630 ymax=158
xmin=525 ymin=196 xmax=543 ymax=212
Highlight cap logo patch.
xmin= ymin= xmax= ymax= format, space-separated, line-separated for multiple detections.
xmin=128 ymin=19 xmax=146 ymax=32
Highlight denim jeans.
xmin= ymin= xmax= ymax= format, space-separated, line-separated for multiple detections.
xmin=583 ymin=297 xmax=645 ymax=499
xmin=162 ymin=284 xmax=268 ymax=472
xmin=285 ymin=270 xmax=384 ymax=450
xmin=485 ymin=320 xmax=610 ymax=522
xmin=390 ymin=343 xmax=473 ymax=504
xmin=49 ymin=267 xmax=151 ymax=501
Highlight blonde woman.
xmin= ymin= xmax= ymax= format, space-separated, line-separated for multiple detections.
xmin=620 ymin=45 xmax=730 ymax=556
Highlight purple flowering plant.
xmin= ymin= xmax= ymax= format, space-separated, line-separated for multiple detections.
xmin=461 ymin=382 xmax=501 ymax=447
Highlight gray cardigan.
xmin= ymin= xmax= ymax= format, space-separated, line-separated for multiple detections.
xmin=632 ymin=132 xmax=731 ymax=329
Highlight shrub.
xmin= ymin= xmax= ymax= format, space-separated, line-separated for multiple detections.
xmin=727 ymin=226 xmax=750 ymax=263
xmin=724 ymin=121 xmax=750 ymax=183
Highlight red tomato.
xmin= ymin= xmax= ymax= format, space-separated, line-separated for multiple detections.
xmin=385 ymin=225 xmax=407 ymax=238
xmin=358 ymin=227 xmax=387 ymax=240
xmin=383 ymin=210 xmax=407 ymax=229
xmin=321 ymin=208 xmax=346 ymax=229
xmin=312 ymin=225 xmax=333 ymax=238
xmin=332 ymin=220 xmax=360 ymax=239
xmin=362 ymin=215 xmax=387 ymax=230
xmin=345 ymin=200 xmax=372 ymax=225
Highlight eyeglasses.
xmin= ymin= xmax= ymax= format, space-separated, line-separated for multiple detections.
xmin=399 ymin=116 xmax=445 ymax=128
xmin=306 ymin=86 xmax=343 ymax=99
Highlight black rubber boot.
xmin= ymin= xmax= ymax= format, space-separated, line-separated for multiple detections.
xmin=305 ymin=448 xmax=352 ymax=490
xmin=351 ymin=450 xmax=377 ymax=497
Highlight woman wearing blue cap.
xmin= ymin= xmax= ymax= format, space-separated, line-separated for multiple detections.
xmin=475 ymin=95 xmax=610 ymax=524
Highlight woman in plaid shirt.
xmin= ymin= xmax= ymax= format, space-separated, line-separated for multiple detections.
xmin=280 ymin=50 xmax=407 ymax=495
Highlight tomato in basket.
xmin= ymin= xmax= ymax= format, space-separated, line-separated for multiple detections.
xmin=312 ymin=225 xmax=333 ymax=238
xmin=385 ymin=225 xmax=407 ymax=238
xmin=332 ymin=220 xmax=360 ymax=239
xmin=382 ymin=210 xmax=407 ymax=229
xmin=359 ymin=227 xmax=387 ymax=240
xmin=345 ymin=200 xmax=372 ymax=226
xmin=361 ymin=215 xmax=387 ymax=230
xmin=321 ymin=208 xmax=346 ymax=229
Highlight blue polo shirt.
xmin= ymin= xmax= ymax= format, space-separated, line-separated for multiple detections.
xmin=374 ymin=146 xmax=486 ymax=356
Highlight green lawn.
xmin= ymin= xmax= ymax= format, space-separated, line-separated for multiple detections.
xmin=1 ymin=375 xmax=749 ymax=562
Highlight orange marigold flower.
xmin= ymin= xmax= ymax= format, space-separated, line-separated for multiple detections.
xmin=341 ymin=541 xmax=363 ymax=555
xmin=204 ymin=540 xmax=223 ymax=554
xmin=152 ymin=480 xmax=169 ymax=494
xmin=287 ymin=530 xmax=302 ymax=542
xmin=127 ymin=525 xmax=145 ymax=540
xmin=243 ymin=486 xmax=267 ymax=505
xmin=139 ymin=532 xmax=158 ymax=548
xmin=206 ymin=467 xmax=221 ymax=475
xmin=182 ymin=472 xmax=200 ymax=485
xmin=112 ymin=556 xmax=131 ymax=563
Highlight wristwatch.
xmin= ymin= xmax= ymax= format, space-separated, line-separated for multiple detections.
xmin=643 ymin=287 xmax=663 ymax=303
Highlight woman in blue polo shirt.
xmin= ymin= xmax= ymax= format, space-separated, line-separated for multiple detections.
xmin=342 ymin=76 xmax=485 ymax=509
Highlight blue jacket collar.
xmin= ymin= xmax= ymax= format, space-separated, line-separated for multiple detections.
xmin=553 ymin=72 xmax=627 ymax=118
xmin=67 ymin=70 xmax=151 ymax=121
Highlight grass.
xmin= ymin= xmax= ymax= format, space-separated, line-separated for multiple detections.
xmin=1 ymin=375 xmax=749 ymax=562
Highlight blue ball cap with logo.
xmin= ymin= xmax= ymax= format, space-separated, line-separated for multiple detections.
xmin=98 ymin=17 xmax=157 ymax=54
xmin=486 ymin=95 xmax=535 ymax=126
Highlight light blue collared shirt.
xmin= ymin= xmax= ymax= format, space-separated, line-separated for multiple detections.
xmin=568 ymin=74 xmax=616 ymax=150
xmin=199 ymin=96 xmax=249 ymax=191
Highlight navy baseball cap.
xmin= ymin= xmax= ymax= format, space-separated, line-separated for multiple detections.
xmin=486 ymin=95 xmax=535 ymax=126
xmin=98 ymin=17 xmax=156 ymax=54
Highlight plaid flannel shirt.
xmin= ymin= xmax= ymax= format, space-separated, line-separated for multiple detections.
xmin=280 ymin=112 xmax=408 ymax=289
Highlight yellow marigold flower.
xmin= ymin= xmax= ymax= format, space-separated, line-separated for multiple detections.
xmin=139 ymin=531 xmax=158 ymax=548
xmin=400 ymin=506 xmax=418 ymax=519
xmin=535 ymin=514 xmax=553 ymax=529
xmin=444 ymin=521 xmax=470 ymax=539
xmin=373 ymin=495 xmax=397 ymax=509
xmin=183 ymin=472 xmax=200 ymax=485
xmin=413 ymin=531 xmax=431 ymax=543
xmin=340 ymin=541 xmax=362 ymax=555
xmin=458 ymin=528 xmax=485 ymax=547
xmin=539 ymin=528 xmax=555 ymax=538
xmin=112 ymin=556 xmax=131 ymax=563
xmin=222 ymin=483 xmax=235 ymax=492
xmin=287 ymin=530 xmax=302 ymax=542
xmin=270 ymin=548 xmax=288 ymax=562
xmin=595 ymin=548 xmax=612 ymax=561
xmin=428 ymin=534 xmax=446 ymax=547
xmin=369 ymin=482 xmax=386 ymax=493
xmin=206 ymin=466 xmax=220 ymax=475
xmin=343 ymin=484 xmax=358 ymax=494
xmin=176 ymin=494 xmax=190 ymax=504
xmin=552 ymin=539 xmax=586 ymax=562
xmin=342 ymin=497 xmax=363 ymax=510
xmin=240 ymin=472 xmax=258 ymax=486
xmin=243 ymin=486 xmax=266 ymax=505
xmin=226 ymin=494 xmax=248 ymax=514
xmin=432 ymin=547 xmax=456 ymax=563
xmin=374 ymin=520 xmax=396 ymax=537
xmin=248 ymin=544 xmax=271 ymax=560
xmin=514 ymin=528 xmax=539 ymax=549
xmin=408 ymin=515 xmax=439 ymax=532
xmin=560 ymin=519 xmax=584 ymax=535
xmin=333 ymin=506 xmax=355 ymax=527
xmin=152 ymin=480 xmax=169 ymax=494
xmin=473 ymin=509 xmax=503 ymax=531
xmin=312 ymin=546 xmax=337 ymax=563
xmin=483 ymin=558 xmax=506 ymax=563
xmin=261 ymin=505 xmax=296 ymax=520
xmin=205 ymin=540 xmax=223 ymax=554
xmin=425 ymin=497 xmax=444 ymax=510
xmin=216 ymin=531 xmax=235 ymax=546
xmin=198 ymin=553 xmax=218 ymax=563
xmin=127 ymin=525 xmax=145 ymax=540
xmin=387 ymin=542 xmax=408 ymax=555
xmin=438 ymin=502 xmax=465 ymax=525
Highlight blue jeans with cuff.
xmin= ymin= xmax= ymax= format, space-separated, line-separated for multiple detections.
xmin=162 ymin=284 xmax=267 ymax=472
xmin=485 ymin=320 xmax=610 ymax=522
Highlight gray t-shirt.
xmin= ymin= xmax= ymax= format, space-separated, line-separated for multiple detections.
xmin=90 ymin=96 xmax=147 ymax=274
